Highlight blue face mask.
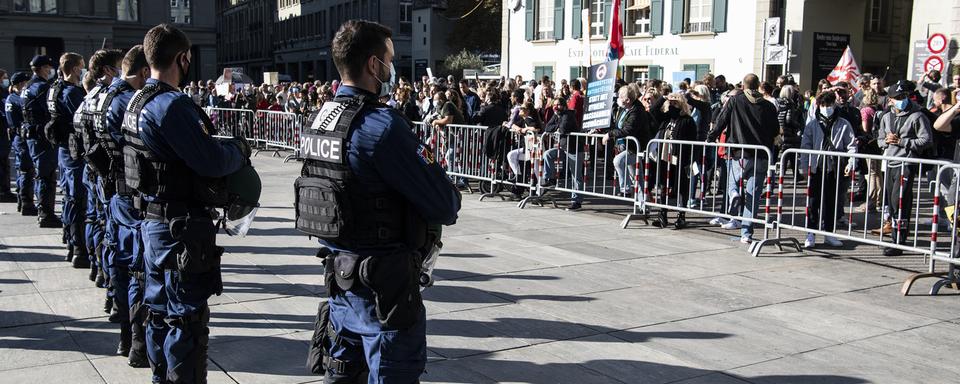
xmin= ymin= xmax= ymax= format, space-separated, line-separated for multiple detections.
xmin=1 ymin=79 xmax=8 ymax=88
xmin=894 ymin=98 xmax=909 ymax=111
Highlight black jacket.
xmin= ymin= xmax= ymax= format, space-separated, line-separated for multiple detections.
xmin=476 ymin=103 xmax=508 ymax=130
xmin=656 ymin=115 xmax=698 ymax=164
xmin=544 ymin=109 xmax=581 ymax=152
xmin=685 ymin=94 xmax=712 ymax=140
xmin=607 ymin=104 xmax=651 ymax=152
xmin=708 ymin=91 xmax=778 ymax=157
xmin=400 ymin=101 xmax=421 ymax=122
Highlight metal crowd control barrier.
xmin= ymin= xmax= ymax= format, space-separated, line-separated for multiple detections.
xmin=255 ymin=110 xmax=302 ymax=161
xmin=900 ymin=164 xmax=960 ymax=295
xmin=531 ymin=132 xmax=643 ymax=228
xmin=641 ymin=139 xmax=793 ymax=254
xmin=755 ymin=149 xmax=956 ymax=261
xmin=205 ymin=107 xmax=255 ymax=141
xmin=436 ymin=123 xmax=495 ymax=196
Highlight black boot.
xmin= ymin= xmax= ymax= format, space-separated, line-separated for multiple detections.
xmin=20 ymin=203 xmax=38 ymax=216
xmin=65 ymin=244 xmax=74 ymax=263
xmin=118 ymin=322 xmax=132 ymax=356
xmin=89 ymin=261 xmax=98 ymax=281
xmin=652 ymin=209 xmax=668 ymax=228
xmin=674 ymin=212 xmax=687 ymax=229
xmin=128 ymin=307 xmax=149 ymax=368
xmin=167 ymin=307 xmax=210 ymax=384
xmin=72 ymin=246 xmax=90 ymax=268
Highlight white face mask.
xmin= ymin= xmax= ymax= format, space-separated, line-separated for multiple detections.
xmin=374 ymin=57 xmax=396 ymax=98
xmin=819 ymin=106 xmax=835 ymax=117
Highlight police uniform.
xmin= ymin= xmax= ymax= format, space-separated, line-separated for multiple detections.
xmin=20 ymin=61 xmax=59 ymax=225
xmin=4 ymin=72 xmax=35 ymax=211
xmin=125 ymin=78 xmax=245 ymax=383
xmin=0 ymin=85 xmax=13 ymax=202
xmin=99 ymin=76 xmax=148 ymax=365
xmin=296 ymin=85 xmax=460 ymax=383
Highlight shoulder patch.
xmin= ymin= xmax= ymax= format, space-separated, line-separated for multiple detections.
xmin=417 ymin=143 xmax=435 ymax=165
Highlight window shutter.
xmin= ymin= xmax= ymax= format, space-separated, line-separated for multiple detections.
xmin=669 ymin=0 xmax=683 ymax=35
xmin=649 ymin=65 xmax=663 ymax=80
xmin=572 ymin=0 xmax=582 ymax=39
xmin=650 ymin=0 xmax=664 ymax=36
xmin=525 ymin=0 xmax=535 ymax=41
xmin=554 ymin=0 xmax=565 ymax=40
xmin=712 ymin=0 xmax=727 ymax=33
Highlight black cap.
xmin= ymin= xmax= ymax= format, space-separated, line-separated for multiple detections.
xmin=29 ymin=55 xmax=54 ymax=67
xmin=10 ymin=72 xmax=30 ymax=85
xmin=887 ymin=80 xmax=915 ymax=99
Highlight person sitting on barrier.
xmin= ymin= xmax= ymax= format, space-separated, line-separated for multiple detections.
xmin=601 ymin=85 xmax=649 ymax=198
xmin=707 ymin=74 xmax=778 ymax=244
xmin=650 ymin=93 xmax=698 ymax=229
xmin=878 ymin=80 xmax=934 ymax=256
xmin=540 ymin=97 xmax=586 ymax=210
xmin=799 ymin=91 xmax=857 ymax=248
xmin=507 ymin=102 xmax=542 ymax=192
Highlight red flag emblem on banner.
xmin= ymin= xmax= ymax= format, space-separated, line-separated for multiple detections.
xmin=826 ymin=46 xmax=861 ymax=87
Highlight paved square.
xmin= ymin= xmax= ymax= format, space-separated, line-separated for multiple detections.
xmin=1 ymin=155 xmax=958 ymax=383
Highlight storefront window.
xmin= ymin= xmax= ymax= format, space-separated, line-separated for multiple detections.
xmin=534 ymin=66 xmax=554 ymax=81
xmin=624 ymin=66 xmax=649 ymax=83
xmin=14 ymin=0 xmax=57 ymax=14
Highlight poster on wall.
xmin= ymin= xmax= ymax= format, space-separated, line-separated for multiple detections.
xmin=811 ymin=32 xmax=850 ymax=88
xmin=582 ymin=60 xmax=618 ymax=131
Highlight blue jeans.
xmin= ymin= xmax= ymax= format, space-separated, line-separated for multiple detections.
xmin=58 ymin=147 xmax=86 ymax=249
xmin=542 ymin=148 xmax=586 ymax=203
xmin=613 ymin=151 xmax=638 ymax=193
xmin=11 ymin=134 xmax=34 ymax=203
xmin=26 ymin=138 xmax=56 ymax=218
xmin=327 ymin=284 xmax=427 ymax=383
xmin=728 ymin=157 xmax=768 ymax=237
xmin=142 ymin=219 xmax=220 ymax=383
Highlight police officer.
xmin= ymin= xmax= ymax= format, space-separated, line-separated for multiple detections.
xmin=127 ymin=24 xmax=248 ymax=383
xmin=5 ymin=72 xmax=35 ymax=213
xmin=0 ymin=69 xmax=16 ymax=203
xmin=21 ymin=55 xmax=62 ymax=228
xmin=297 ymin=20 xmax=460 ymax=383
xmin=101 ymin=45 xmax=150 ymax=368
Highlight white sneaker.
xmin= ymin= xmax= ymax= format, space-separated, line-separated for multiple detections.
xmin=740 ymin=235 xmax=753 ymax=244
xmin=721 ymin=220 xmax=742 ymax=230
xmin=824 ymin=236 xmax=842 ymax=247
xmin=804 ymin=233 xmax=815 ymax=248
xmin=709 ymin=217 xmax=727 ymax=226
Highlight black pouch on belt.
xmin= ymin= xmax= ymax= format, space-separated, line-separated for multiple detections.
xmin=332 ymin=252 xmax=362 ymax=293
xmin=169 ymin=216 xmax=224 ymax=275
xmin=83 ymin=142 xmax=111 ymax=175
xmin=359 ymin=252 xmax=423 ymax=329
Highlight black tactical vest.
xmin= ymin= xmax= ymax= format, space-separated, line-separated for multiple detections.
xmin=71 ymin=83 xmax=106 ymax=161
xmin=89 ymin=82 xmax=135 ymax=197
xmin=21 ymin=79 xmax=49 ymax=130
xmin=121 ymin=82 xmax=227 ymax=207
xmin=44 ymin=79 xmax=71 ymax=145
xmin=295 ymin=95 xmax=408 ymax=249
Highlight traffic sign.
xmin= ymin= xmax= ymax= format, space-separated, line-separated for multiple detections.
xmin=925 ymin=55 xmax=945 ymax=73
xmin=766 ymin=45 xmax=787 ymax=65
xmin=928 ymin=33 xmax=947 ymax=54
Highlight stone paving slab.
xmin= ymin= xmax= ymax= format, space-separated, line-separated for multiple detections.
xmin=1 ymin=154 xmax=959 ymax=383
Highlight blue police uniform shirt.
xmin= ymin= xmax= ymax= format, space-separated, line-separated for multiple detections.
xmin=21 ymin=75 xmax=50 ymax=128
xmin=4 ymin=93 xmax=23 ymax=129
xmin=106 ymin=77 xmax=135 ymax=144
xmin=137 ymin=78 xmax=244 ymax=199
xmin=60 ymin=82 xmax=85 ymax=117
xmin=318 ymin=85 xmax=460 ymax=253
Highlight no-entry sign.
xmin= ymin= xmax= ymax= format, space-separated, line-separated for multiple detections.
xmin=925 ymin=55 xmax=945 ymax=73
xmin=928 ymin=33 xmax=947 ymax=54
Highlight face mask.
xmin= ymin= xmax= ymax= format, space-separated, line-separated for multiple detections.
xmin=433 ymin=100 xmax=441 ymax=108
xmin=819 ymin=106 xmax=835 ymax=117
xmin=374 ymin=57 xmax=396 ymax=98
xmin=1 ymin=79 xmax=8 ymax=88
xmin=894 ymin=98 xmax=909 ymax=111
xmin=78 ymin=69 xmax=87 ymax=81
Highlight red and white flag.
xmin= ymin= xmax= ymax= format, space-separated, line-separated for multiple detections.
xmin=826 ymin=46 xmax=861 ymax=87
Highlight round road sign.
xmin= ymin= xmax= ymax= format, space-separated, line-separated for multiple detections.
xmin=928 ymin=33 xmax=947 ymax=54
xmin=924 ymin=55 xmax=945 ymax=73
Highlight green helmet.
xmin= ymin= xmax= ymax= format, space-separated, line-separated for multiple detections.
xmin=223 ymin=164 xmax=262 ymax=236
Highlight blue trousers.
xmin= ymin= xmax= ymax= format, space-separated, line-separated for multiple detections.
xmin=26 ymin=138 xmax=56 ymax=218
xmin=0 ymin=131 xmax=10 ymax=195
xmin=11 ymin=135 xmax=34 ymax=203
xmin=110 ymin=194 xmax=144 ymax=328
xmin=83 ymin=167 xmax=106 ymax=267
xmin=727 ymin=157 xmax=769 ymax=237
xmin=327 ymin=285 xmax=426 ymax=383
xmin=142 ymin=219 xmax=219 ymax=384
xmin=58 ymin=147 xmax=87 ymax=250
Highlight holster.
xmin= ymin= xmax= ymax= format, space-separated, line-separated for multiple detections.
xmin=68 ymin=132 xmax=85 ymax=160
xmin=358 ymin=252 xmax=423 ymax=330
xmin=83 ymin=142 xmax=111 ymax=176
xmin=169 ymin=216 xmax=224 ymax=276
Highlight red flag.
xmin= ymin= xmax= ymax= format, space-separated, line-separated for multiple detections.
xmin=607 ymin=0 xmax=624 ymax=61
xmin=826 ymin=46 xmax=861 ymax=88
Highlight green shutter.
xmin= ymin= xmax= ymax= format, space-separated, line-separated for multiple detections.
xmin=670 ymin=0 xmax=683 ymax=35
xmin=712 ymin=0 xmax=727 ymax=33
xmin=604 ymin=0 xmax=613 ymax=37
xmin=650 ymin=0 xmax=664 ymax=36
xmin=554 ymin=0 xmax=565 ymax=40
xmin=649 ymin=65 xmax=663 ymax=80
xmin=571 ymin=66 xmax=580 ymax=81
xmin=572 ymin=0 xmax=582 ymax=39
xmin=525 ymin=0 xmax=535 ymax=41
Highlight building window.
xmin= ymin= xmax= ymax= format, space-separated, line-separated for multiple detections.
xmin=625 ymin=0 xmax=651 ymax=36
xmin=534 ymin=66 xmax=553 ymax=81
xmin=171 ymin=0 xmax=177 ymax=6
xmin=117 ymin=0 xmax=138 ymax=21
xmin=591 ymin=0 xmax=606 ymax=38
xmin=14 ymin=0 xmax=57 ymax=14
xmin=686 ymin=0 xmax=712 ymax=33
xmin=867 ymin=0 xmax=885 ymax=33
xmin=624 ymin=66 xmax=649 ymax=83
xmin=536 ymin=0 xmax=555 ymax=40
xmin=171 ymin=0 xmax=192 ymax=25
xmin=682 ymin=64 xmax=711 ymax=81
xmin=400 ymin=1 xmax=412 ymax=34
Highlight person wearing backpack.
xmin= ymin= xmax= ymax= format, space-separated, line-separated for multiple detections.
xmin=877 ymin=80 xmax=933 ymax=256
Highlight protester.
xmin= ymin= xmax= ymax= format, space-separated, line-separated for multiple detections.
xmin=651 ymin=93 xmax=697 ymax=228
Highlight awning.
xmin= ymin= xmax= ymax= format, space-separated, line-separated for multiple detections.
xmin=626 ymin=0 xmax=651 ymax=10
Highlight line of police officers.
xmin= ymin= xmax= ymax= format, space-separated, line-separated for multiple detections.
xmin=2 ymin=19 xmax=460 ymax=384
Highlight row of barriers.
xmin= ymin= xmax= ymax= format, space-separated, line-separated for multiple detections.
xmin=203 ymin=108 xmax=960 ymax=296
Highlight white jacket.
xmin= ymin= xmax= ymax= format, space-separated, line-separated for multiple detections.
xmin=799 ymin=116 xmax=857 ymax=174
